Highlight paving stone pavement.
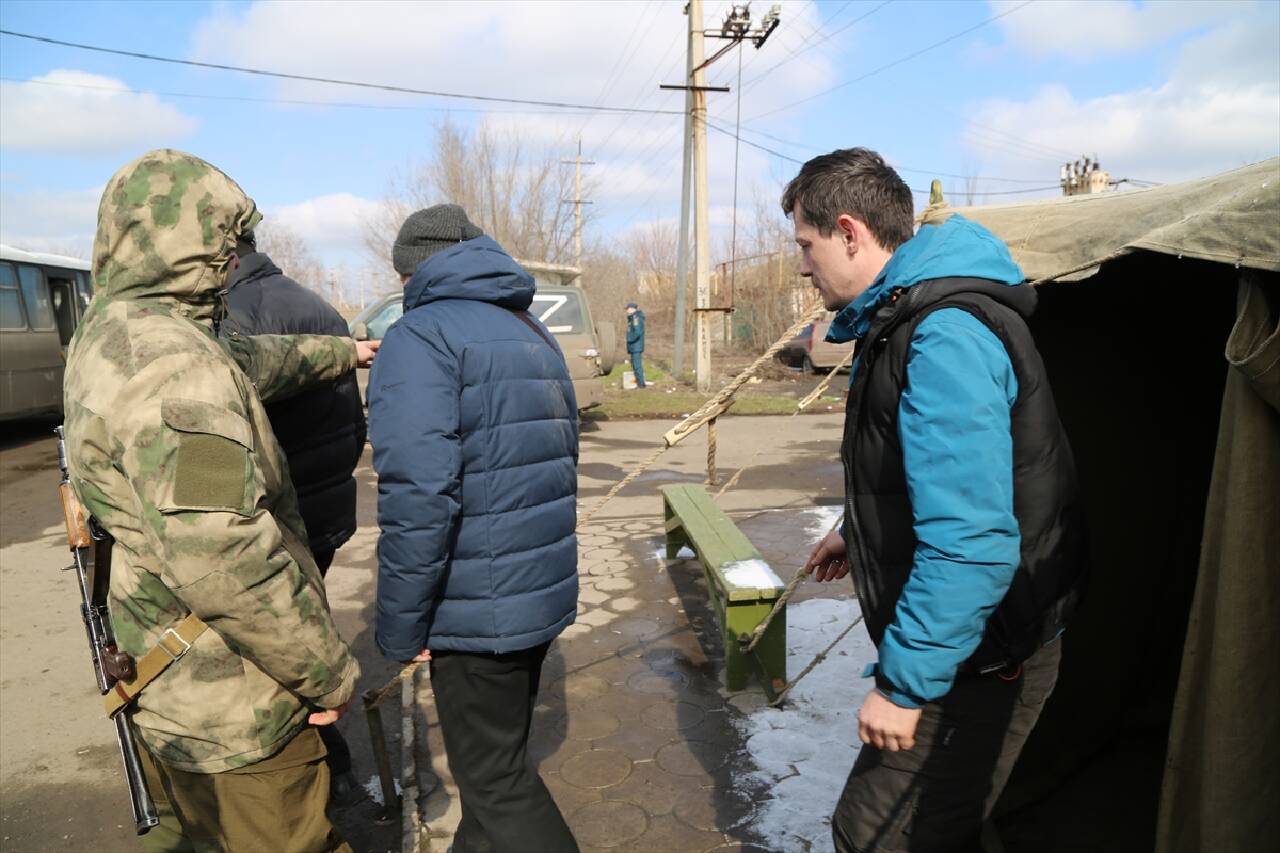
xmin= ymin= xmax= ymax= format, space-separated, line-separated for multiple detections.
xmin=401 ymin=415 xmax=854 ymax=852
xmin=411 ymin=501 xmax=857 ymax=853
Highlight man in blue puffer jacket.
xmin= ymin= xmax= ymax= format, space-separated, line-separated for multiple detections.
xmin=790 ymin=149 xmax=1088 ymax=852
xmin=369 ymin=204 xmax=580 ymax=853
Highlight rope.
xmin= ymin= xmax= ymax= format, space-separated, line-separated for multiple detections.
xmin=706 ymin=417 xmax=717 ymax=486
xmin=713 ymin=346 xmax=855 ymax=499
xmin=576 ymin=444 xmax=669 ymax=528
xmin=364 ymin=661 xmax=422 ymax=709
xmin=741 ymin=564 xmax=810 ymax=654
xmin=664 ymin=302 xmax=826 ymax=448
xmin=769 ymin=615 xmax=863 ymax=707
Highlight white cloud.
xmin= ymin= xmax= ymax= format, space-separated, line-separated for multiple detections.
xmin=990 ymin=0 xmax=1250 ymax=60
xmin=0 ymin=185 xmax=102 ymax=257
xmin=188 ymin=0 xmax=828 ymax=228
xmin=0 ymin=70 xmax=197 ymax=155
xmin=264 ymin=192 xmax=382 ymax=259
xmin=964 ymin=12 xmax=1280 ymax=186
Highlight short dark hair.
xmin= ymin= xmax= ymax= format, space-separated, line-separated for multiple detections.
xmin=781 ymin=148 xmax=914 ymax=250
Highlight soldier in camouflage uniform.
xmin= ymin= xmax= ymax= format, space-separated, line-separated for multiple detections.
xmin=62 ymin=149 xmax=374 ymax=852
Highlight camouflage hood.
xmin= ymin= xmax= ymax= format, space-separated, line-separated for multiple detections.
xmin=92 ymin=149 xmax=261 ymax=314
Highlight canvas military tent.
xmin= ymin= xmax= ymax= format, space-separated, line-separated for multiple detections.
xmin=919 ymin=158 xmax=1280 ymax=853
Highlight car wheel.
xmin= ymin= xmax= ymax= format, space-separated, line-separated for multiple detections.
xmin=802 ymin=355 xmax=817 ymax=374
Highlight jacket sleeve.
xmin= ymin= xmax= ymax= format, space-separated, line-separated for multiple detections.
xmin=876 ymin=309 xmax=1021 ymax=708
xmin=222 ymin=333 xmax=356 ymax=404
xmin=368 ymin=319 xmax=462 ymax=661
xmin=117 ymin=353 xmax=359 ymax=709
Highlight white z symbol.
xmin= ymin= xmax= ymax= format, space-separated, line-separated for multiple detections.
xmin=531 ymin=294 xmax=571 ymax=333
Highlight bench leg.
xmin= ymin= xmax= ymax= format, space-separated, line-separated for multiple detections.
xmin=663 ymin=503 xmax=689 ymax=560
xmin=723 ymin=601 xmax=786 ymax=692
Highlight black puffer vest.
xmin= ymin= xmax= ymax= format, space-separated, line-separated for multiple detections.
xmin=842 ymin=277 xmax=1088 ymax=672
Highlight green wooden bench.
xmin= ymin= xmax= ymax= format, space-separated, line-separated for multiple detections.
xmin=661 ymin=484 xmax=786 ymax=693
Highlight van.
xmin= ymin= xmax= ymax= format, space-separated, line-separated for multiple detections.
xmin=350 ymin=260 xmax=617 ymax=410
xmin=0 ymin=245 xmax=93 ymax=421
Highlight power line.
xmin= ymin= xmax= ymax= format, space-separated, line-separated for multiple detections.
xmin=742 ymin=0 xmax=894 ymax=91
xmin=748 ymin=0 xmax=1035 ymax=120
xmin=0 ymin=75 xmax=634 ymax=116
xmin=701 ymin=117 xmax=1059 ymax=196
xmin=0 ymin=28 xmax=685 ymax=115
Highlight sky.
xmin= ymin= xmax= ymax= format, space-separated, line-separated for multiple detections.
xmin=1 ymin=0 xmax=1277 ymax=281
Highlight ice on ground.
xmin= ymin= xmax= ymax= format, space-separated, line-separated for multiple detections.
xmin=363 ymin=775 xmax=404 ymax=807
xmin=733 ymin=597 xmax=878 ymax=853
xmin=801 ymin=504 xmax=845 ymax=541
xmin=722 ymin=558 xmax=784 ymax=590
xmin=651 ymin=545 xmax=696 ymax=565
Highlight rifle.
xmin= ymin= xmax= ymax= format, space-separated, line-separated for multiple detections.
xmin=55 ymin=425 xmax=160 ymax=835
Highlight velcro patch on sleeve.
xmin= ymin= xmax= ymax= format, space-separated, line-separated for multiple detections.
xmin=173 ymin=432 xmax=249 ymax=510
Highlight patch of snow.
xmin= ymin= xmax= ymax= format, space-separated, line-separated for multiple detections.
xmin=363 ymin=774 xmax=403 ymax=807
xmin=733 ymin=597 xmax=878 ymax=852
xmin=800 ymin=504 xmax=845 ymax=541
xmin=651 ymin=544 xmax=697 ymax=565
xmin=722 ymin=558 xmax=784 ymax=590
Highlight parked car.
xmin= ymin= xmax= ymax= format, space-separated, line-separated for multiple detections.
xmin=0 ymin=244 xmax=94 ymax=421
xmin=350 ymin=278 xmax=617 ymax=410
xmin=776 ymin=314 xmax=854 ymax=373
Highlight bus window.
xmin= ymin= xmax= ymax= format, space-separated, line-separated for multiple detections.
xmin=0 ymin=262 xmax=25 ymax=330
xmin=17 ymin=264 xmax=56 ymax=331
xmin=75 ymin=271 xmax=93 ymax=313
xmin=49 ymin=278 xmax=76 ymax=346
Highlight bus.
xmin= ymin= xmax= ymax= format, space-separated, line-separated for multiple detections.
xmin=0 ymin=245 xmax=93 ymax=421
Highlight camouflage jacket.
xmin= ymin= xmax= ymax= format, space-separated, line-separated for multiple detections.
xmin=62 ymin=150 xmax=361 ymax=773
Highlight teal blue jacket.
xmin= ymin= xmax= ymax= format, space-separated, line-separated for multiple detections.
xmin=829 ymin=215 xmax=1028 ymax=708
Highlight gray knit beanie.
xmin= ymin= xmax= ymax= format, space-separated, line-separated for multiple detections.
xmin=392 ymin=204 xmax=484 ymax=276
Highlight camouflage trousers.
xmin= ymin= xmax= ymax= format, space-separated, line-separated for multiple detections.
xmin=138 ymin=726 xmax=351 ymax=853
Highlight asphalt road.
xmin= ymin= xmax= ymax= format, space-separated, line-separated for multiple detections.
xmin=0 ymin=411 xmax=846 ymax=853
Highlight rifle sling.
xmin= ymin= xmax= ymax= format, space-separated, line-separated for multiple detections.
xmin=103 ymin=613 xmax=208 ymax=719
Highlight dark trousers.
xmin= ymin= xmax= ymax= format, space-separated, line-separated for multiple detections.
xmin=429 ymin=642 xmax=578 ymax=853
xmin=832 ymin=640 xmax=1062 ymax=853
xmin=629 ymin=352 xmax=646 ymax=386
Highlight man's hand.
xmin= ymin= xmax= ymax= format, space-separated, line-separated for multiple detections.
xmin=355 ymin=339 xmax=381 ymax=367
xmin=406 ymin=648 xmax=431 ymax=664
xmin=308 ymin=698 xmax=351 ymax=727
xmin=858 ymin=689 xmax=923 ymax=752
xmin=804 ymin=527 xmax=849 ymax=582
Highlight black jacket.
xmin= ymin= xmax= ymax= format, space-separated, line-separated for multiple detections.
xmin=844 ymin=277 xmax=1088 ymax=674
xmin=222 ymin=252 xmax=367 ymax=556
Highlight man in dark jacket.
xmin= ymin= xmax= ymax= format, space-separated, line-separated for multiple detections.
xmin=625 ymin=301 xmax=646 ymax=387
xmin=222 ymin=231 xmax=367 ymax=803
xmin=792 ymin=149 xmax=1088 ymax=852
xmin=368 ymin=204 xmax=580 ymax=853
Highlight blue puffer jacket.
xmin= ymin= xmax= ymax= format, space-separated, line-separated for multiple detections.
xmin=369 ymin=236 xmax=579 ymax=660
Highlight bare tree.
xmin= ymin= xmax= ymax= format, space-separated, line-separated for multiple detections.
xmin=364 ymin=119 xmax=596 ymax=269
xmin=255 ymin=220 xmax=327 ymax=295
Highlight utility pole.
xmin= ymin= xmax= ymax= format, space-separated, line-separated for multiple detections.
xmin=561 ymin=137 xmax=594 ymax=268
xmin=672 ymin=14 xmax=694 ymax=381
xmin=664 ymin=2 xmax=782 ymax=391
xmin=690 ymin=0 xmax=712 ymax=391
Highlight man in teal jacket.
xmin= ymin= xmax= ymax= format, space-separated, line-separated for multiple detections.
xmin=793 ymin=148 xmax=1088 ymax=851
